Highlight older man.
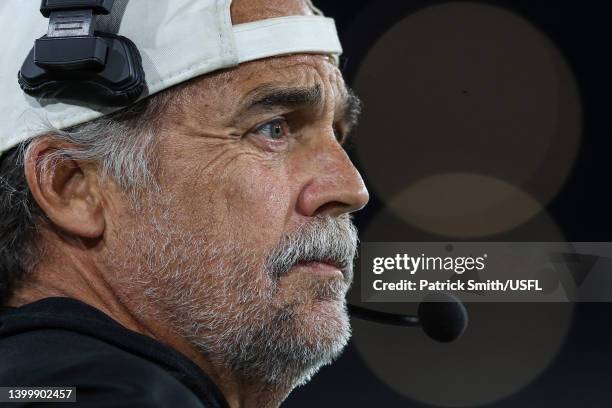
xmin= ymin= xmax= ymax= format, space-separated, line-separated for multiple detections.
xmin=0 ymin=0 xmax=368 ymax=407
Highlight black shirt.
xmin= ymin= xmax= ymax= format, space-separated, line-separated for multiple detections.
xmin=0 ymin=297 xmax=229 ymax=407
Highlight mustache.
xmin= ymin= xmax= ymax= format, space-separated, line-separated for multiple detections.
xmin=265 ymin=214 xmax=359 ymax=280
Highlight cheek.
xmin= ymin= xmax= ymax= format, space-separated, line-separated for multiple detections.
xmin=159 ymin=140 xmax=296 ymax=254
xmin=220 ymin=164 xmax=293 ymax=247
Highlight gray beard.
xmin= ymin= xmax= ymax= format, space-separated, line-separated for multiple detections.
xmin=112 ymin=202 xmax=358 ymax=391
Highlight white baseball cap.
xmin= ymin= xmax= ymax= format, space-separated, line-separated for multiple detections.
xmin=0 ymin=0 xmax=342 ymax=155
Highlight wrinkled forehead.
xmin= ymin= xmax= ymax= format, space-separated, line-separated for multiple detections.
xmin=165 ymin=54 xmax=349 ymax=125
xmin=226 ymin=54 xmax=345 ymax=97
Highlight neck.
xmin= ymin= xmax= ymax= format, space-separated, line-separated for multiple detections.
xmin=8 ymin=251 xmax=292 ymax=408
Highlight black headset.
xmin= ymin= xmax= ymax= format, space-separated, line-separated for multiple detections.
xmin=348 ymin=292 xmax=468 ymax=343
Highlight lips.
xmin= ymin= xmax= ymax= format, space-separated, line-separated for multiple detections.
xmin=294 ymin=260 xmax=345 ymax=277
xmin=296 ymin=258 xmax=343 ymax=268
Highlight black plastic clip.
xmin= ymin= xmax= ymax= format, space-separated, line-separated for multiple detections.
xmin=18 ymin=0 xmax=146 ymax=106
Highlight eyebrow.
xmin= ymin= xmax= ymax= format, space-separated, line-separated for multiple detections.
xmin=340 ymin=88 xmax=363 ymax=131
xmin=237 ymin=84 xmax=323 ymax=116
xmin=234 ymin=84 xmax=362 ymax=131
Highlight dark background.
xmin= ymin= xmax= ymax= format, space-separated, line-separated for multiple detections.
xmin=286 ymin=1 xmax=612 ymax=406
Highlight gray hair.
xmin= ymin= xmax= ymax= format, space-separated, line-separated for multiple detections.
xmin=0 ymin=91 xmax=174 ymax=305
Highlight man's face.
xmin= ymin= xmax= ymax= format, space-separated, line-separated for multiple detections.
xmin=105 ymin=1 xmax=369 ymax=389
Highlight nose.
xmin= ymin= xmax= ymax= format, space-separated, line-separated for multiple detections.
xmin=296 ymin=141 xmax=370 ymax=218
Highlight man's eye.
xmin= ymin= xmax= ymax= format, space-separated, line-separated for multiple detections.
xmin=254 ymin=119 xmax=288 ymax=140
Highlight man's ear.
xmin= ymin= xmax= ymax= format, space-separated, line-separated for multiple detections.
xmin=24 ymin=137 xmax=105 ymax=239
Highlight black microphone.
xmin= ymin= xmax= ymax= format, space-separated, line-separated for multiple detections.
xmin=348 ymin=292 xmax=468 ymax=343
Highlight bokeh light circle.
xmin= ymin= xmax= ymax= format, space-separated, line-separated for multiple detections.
xmin=353 ymin=2 xmax=581 ymax=237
